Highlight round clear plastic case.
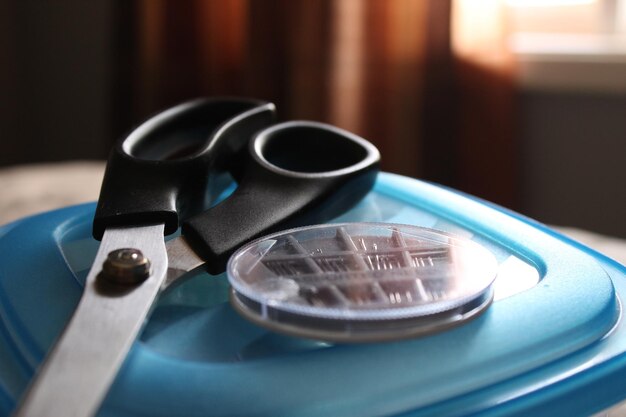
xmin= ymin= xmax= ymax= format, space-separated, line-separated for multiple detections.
xmin=227 ymin=223 xmax=499 ymax=342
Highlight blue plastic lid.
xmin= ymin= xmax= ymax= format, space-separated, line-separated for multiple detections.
xmin=0 ymin=172 xmax=624 ymax=417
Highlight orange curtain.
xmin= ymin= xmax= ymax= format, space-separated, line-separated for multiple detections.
xmin=114 ymin=0 xmax=518 ymax=208
xmin=451 ymin=0 xmax=519 ymax=207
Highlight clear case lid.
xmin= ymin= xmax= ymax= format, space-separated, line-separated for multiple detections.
xmin=227 ymin=222 xmax=498 ymax=342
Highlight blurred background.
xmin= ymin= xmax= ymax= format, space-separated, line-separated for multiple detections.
xmin=1 ymin=0 xmax=625 ymax=240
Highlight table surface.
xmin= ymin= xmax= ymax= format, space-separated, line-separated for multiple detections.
xmin=0 ymin=161 xmax=624 ymax=266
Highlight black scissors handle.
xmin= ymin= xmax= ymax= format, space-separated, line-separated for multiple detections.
xmin=182 ymin=121 xmax=380 ymax=274
xmin=93 ymin=97 xmax=276 ymax=239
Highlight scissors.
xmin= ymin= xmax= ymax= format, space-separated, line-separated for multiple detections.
xmin=13 ymin=97 xmax=380 ymax=417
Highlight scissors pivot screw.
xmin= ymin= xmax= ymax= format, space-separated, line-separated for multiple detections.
xmin=101 ymin=248 xmax=152 ymax=285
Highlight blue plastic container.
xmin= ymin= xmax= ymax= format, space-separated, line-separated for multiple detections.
xmin=1 ymin=172 xmax=625 ymax=416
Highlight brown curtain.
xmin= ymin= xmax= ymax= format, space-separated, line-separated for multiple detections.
xmin=113 ymin=0 xmax=518 ymax=208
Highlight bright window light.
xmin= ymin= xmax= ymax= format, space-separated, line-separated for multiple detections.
xmin=506 ymin=0 xmax=595 ymax=6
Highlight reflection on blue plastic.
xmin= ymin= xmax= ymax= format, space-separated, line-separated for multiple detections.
xmin=0 ymin=172 xmax=624 ymax=417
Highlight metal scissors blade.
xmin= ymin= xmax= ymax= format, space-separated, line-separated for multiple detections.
xmin=14 ymin=225 xmax=167 ymax=417
xmin=12 ymin=98 xmax=278 ymax=417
